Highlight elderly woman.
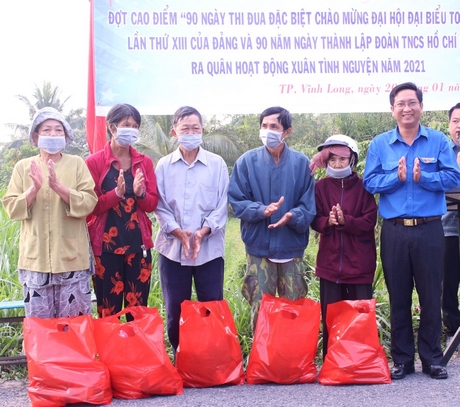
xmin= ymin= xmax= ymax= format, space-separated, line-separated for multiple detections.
xmin=86 ymin=103 xmax=158 ymax=318
xmin=2 ymin=107 xmax=98 ymax=318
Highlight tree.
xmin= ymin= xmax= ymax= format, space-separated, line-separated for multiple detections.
xmin=0 ymin=83 xmax=89 ymax=189
xmin=135 ymin=115 xmax=176 ymax=164
xmin=135 ymin=114 xmax=242 ymax=168
xmin=16 ymin=81 xmax=71 ymax=120
xmin=3 ymin=82 xmax=88 ymax=155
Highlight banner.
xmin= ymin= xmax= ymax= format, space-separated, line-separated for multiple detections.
xmin=91 ymin=0 xmax=460 ymax=117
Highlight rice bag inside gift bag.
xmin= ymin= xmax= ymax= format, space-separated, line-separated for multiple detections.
xmin=175 ymin=299 xmax=245 ymax=388
xmin=93 ymin=306 xmax=183 ymax=399
xmin=23 ymin=314 xmax=112 ymax=407
xmin=318 ymin=299 xmax=391 ymax=385
xmin=246 ymin=294 xmax=321 ymax=384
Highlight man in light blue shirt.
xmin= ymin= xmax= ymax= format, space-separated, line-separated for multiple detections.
xmin=364 ymin=82 xmax=460 ymax=380
xmin=154 ymin=106 xmax=229 ymax=352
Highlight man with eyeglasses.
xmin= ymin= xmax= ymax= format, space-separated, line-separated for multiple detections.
xmin=363 ymin=82 xmax=460 ymax=380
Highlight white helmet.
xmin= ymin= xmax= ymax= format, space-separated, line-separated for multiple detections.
xmin=318 ymin=134 xmax=359 ymax=165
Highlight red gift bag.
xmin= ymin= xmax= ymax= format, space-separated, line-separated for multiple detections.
xmin=23 ymin=314 xmax=112 ymax=407
xmin=318 ymin=299 xmax=391 ymax=385
xmin=175 ymin=299 xmax=245 ymax=388
xmin=93 ymin=306 xmax=183 ymax=398
xmin=246 ymin=294 xmax=321 ymax=384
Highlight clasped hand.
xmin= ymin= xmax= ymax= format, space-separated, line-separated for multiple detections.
xmin=27 ymin=159 xmax=69 ymax=206
xmin=172 ymin=227 xmax=210 ymax=260
xmin=264 ymin=196 xmax=292 ymax=229
xmin=398 ymin=156 xmax=421 ymax=183
xmin=328 ymin=203 xmax=345 ymax=226
xmin=116 ymin=168 xmax=145 ymax=198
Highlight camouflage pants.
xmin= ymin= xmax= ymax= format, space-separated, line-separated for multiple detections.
xmin=242 ymin=254 xmax=308 ymax=333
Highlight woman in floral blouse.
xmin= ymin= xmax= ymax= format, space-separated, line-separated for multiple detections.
xmin=86 ymin=104 xmax=158 ymax=318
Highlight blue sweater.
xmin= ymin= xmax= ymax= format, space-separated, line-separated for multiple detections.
xmin=228 ymin=145 xmax=316 ymax=259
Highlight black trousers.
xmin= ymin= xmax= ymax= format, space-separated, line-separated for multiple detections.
xmin=442 ymin=236 xmax=460 ymax=336
xmin=320 ymin=278 xmax=372 ymax=358
xmin=381 ymin=219 xmax=444 ymax=367
xmin=93 ymin=251 xmax=152 ymax=319
xmin=159 ymin=255 xmax=224 ymax=351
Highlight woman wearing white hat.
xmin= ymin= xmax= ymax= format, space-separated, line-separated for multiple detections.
xmin=2 ymin=107 xmax=97 ymax=318
xmin=310 ymin=135 xmax=378 ymax=358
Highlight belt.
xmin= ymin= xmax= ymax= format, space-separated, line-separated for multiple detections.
xmin=389 ymin=216 xmax=441 ymax=227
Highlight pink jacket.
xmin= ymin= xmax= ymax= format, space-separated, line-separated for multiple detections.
xmin=85 ymin=142 xmax=159 ymax=256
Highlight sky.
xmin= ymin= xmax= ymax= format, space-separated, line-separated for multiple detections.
xmin=0 ymin=0 xmax=90 ymax=141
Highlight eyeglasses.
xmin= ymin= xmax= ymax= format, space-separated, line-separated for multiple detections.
xmin=394 ymin=101 xmax=420 ymax=110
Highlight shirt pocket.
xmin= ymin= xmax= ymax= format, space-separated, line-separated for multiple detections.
xmin=198 ymin=184 xmax=218 ymax=211
xmin=60 ymin=236 xmax=78 ymax=261
xmin=381 ymin=161 xmax=399 ymax=173
xmin=23 ymin=233 xmax=39 ymax=260
xmin=418 ymin=157 xmax=438 ymax=173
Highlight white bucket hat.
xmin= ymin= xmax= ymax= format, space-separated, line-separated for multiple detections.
xmin=29 ymin=107 xmax=74 ymax=147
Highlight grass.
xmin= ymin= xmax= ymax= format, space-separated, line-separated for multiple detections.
xmin=0 ymin=204 xmax=27 ymax=379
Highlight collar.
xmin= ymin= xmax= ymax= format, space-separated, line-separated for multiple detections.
xmin=102 ymin=140 xmax=143 ymax=164
xmin=262 ymin=143 xmax=289 ymax=164
xmin=327 ymin=170 xmax=359 ymax=184
xmin=449 ymin=138 xmax=460 ymax=153
xmin=171 ymin=147 xmax=208 ymax=166
xmin=390 ymin=124 xmax=427 ymax=145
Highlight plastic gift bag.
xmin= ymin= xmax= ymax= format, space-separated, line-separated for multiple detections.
xmin=175 ymin=299 xmax=245 ymax=388
xmin=93 ymin=306 xmax=183 ymax=398
xmin=246 ymin=294 xmax=321 ymax=384
xmin=318 ymin=299 xmax=391 ymax=385
xmin=23 ymin=314 xmax=112 ymax=407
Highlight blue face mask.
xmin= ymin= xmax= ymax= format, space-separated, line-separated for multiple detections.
xmin=326 ymin=164 xmax=352 ymax=179
xmin=37 ymin=135 xmax=66 ymax=154
xmin=178 ymin=133 xmax=203 ymax=151
xmin=259 ymin=129 xmax=284 ymax=150
xmin=115 ymin=127 xmax=139 ymax=147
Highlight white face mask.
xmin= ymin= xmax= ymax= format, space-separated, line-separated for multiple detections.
xmin=115 ymin=127 xmax=139 ymax=147
xmin=326 ymin=164 xmax=352 ymax=179
xmin=37 ymin=135 xmax=66 ymax=154
xmin=259 ymin=129 xmax=284 ymax=150
xmin=178 ymin=133 xmax=203 ymax=151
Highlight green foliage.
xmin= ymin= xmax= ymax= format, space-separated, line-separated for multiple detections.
xmin=16 ymin=81 xmax=71 ymax=120
xmin=0 ymin=198 xmax=21 ymax=301
xmin=0 ymin=143 xmax=39 ymax=187
xmin=422 ymin=110 xmax=450 ymax=134
xmin=0 ymin=194 xmax=24 ymax=377
xmin=1 ymin=95 xmax=453 ymax=374
xmin=135 ymin=114 xmax=243 ymax=168
xmin=1 ymin=81 xmax=90 ymax=178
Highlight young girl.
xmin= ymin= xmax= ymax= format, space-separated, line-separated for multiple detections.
xmin=310 ymin=135 xmax=378 ymax=357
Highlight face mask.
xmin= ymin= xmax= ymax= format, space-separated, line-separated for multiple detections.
xmin=259 ymin=129 xmax=284 ymax=150
xmin=326 ymin=164 xmax=352 ymax=179
xmin=115 ymin=127 xmax=139 ymax=147
xmin=37 ymin=135 xmax=66 ymax=154
xmin=178 ymin=133 xmax=203 ymax=151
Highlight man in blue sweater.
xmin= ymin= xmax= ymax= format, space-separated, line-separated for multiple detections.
xmin=228 ymin=106 xmax=316 ymax=332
